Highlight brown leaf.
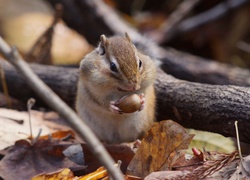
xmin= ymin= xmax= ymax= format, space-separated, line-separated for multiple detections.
xmin=38 ymin=130 xmax=76 ymax=140
xmin=126 ymin=120 xmax=194 ymax=178
xmin=0 ymin=138 xmax=85 ymax=180
xmin=82 ymin=143 xmax=135 ymax=174
xmin=32 ymin=168 xmax=74 ymax=180
xmin=144 ymin=170 xmax=190 ymax=180
xmin=125 ymin=175 xmax=143 ymax=180
xmin=171 ymin=151 xmax=201 ymax=172
xmin=79 ymin=166 xmax=108 ymax=180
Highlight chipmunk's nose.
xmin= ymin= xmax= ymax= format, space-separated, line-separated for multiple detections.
xmin=126 ymin=82 xmax=140 ymax=91
xmin=134 ymin=83 xmax=141 ymax=91
xmin=118 ymin=82 xmax=140 ymax=92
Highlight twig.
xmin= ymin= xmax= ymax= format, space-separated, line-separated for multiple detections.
xmin=0 ymin=64 xmax=12 ymax=108
xmin=0 ymin=37 xmax=124 ymax=180
xmin=27 ymin=98 xmax=36 ymax=142
xmin=0 ymin=115 xmax=24 ymax=124
xmin=152 ymin=0 xmax=201 ymax=43
xmin=174 ymin=0 xmax=249 ymax=39
xmin=25 ymin=4 xmax=63 ymax=64
xmin=234 ymin=121 xmax=242 ymax=161
xmin=237 ymin=41 xmax=250 ymax=53
xmin=33 ymin=128 xmax=43 ymax=144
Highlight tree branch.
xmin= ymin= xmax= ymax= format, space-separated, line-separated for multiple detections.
xmin=159 ymin=48 xmax=250 ymax=86
xmin=149 ymin=0 xmax=201 ymax=43
xmin=174 ymin=0 xmax=249 ymax=39
xmin=1 ymin=60 xmax=250 ymax=143
xmin=155 ymin=69 xmax=250 ymax=143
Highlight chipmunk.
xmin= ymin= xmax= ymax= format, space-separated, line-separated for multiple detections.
xmin=76 ymin=33 xmax=156 ymax=144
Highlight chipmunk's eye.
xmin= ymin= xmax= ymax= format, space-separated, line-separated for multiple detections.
xmin=139 ymin=60 xmax=142 ymax=68
xmin=110 ymin=62 xmax=118 ymax=72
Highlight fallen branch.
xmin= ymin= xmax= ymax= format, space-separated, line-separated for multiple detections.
xmin=1 ymin=60 xmax=250 ymax=143
xmin=155 ymin=69 xmax=250 ymax=144
xmin=159 ymin=48 xmax=250 ymax=86
xmin=0 ymin=37 xmax=124 ymax=180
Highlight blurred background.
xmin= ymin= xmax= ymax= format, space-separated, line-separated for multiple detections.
xmin=0 ymin=0 xmax=250 ymax=67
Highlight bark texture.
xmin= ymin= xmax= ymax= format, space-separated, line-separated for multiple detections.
xmin=156 ymin=70 xmax=250 ymax=143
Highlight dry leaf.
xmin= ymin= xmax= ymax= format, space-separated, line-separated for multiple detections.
xmin=186 ymin=129 xmax=236 ymax=154
xmin=32 ymin=168 xmax=74 ymax=180
xmin=38 ymin=130 xmax=76 ymax=140
xmin=0 ymin=108 xmax=72 ymax=150
xmin=126 ymin=120 xmax=194 ymax=178
xmin=79 ymin=166 xmax=108 ymax=180
xmin=0 ymin=138 xmax=85 ymax=180
xmin=145 ymin=170 xmax=190 ymax=180
xmin=82 ymin=143 xmax=135 ymax=174
xmin=125 ymin=175 xmax=143 ymax=180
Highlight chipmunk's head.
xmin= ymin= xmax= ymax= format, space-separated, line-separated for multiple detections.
xmin=97 ymin=33 xmax=143 ymax=92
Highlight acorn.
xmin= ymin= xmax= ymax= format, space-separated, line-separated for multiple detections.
xmin=116 ymin=94 xmax=142 ymax=113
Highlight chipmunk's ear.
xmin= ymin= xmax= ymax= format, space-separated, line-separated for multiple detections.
xmin=100 ymin=35 xmax=109 ymax=47
xmin=125 ymin=32 xmax=132 ymax=43
xmin=98 ymin=34 xmax=109 ymax=55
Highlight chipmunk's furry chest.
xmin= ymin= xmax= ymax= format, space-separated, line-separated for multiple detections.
xmin=77 ymin=101 xmax=146 ymax=143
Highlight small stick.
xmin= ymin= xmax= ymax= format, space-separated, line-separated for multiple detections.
xmin=33 ymin=128 xmax=42 ymax=144
xmin=0 ymin=64 xmax=12 ymax=108
xmin=234 ymin=121 xmax=242 ymax=161
xmin=156 ymin=0 xmax=201 ymax=43
xmin=27 ymin=98 xmax=36 ymax=142
xmin=0 ymin=115 xmax=24 ymax=124
xmin=175 ymin=0 xmax=248 ymax=37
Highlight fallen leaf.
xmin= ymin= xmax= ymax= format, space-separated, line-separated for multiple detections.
xmin=79 ymin=166 xmax=108 ymax=180
xmin=125 ymin=175 xmax=143 ymax=180
xmin=32 ymin=168 xmax=74 ymax=180
xmin=144 ymin=170 xmax=190 ymax=180
xmin=126 ymin=120 xmax=194 ymax=178
xmin=0 ymin=108 xmax=72 ymax=150
xmin=82 ymin=143 xmax=135 ymax=174
xmin=38 ymin=130 xmax=75 ymax=140
xmin=0 ymin=138 xmax=85 ymax=180
xmin=186 ymin=129 xmax=236 ymax=154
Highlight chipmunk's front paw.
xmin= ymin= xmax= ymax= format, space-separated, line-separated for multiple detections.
xmin=138 ymin=93 xmax=145 ymax=111
xmin=109 ymin=101 xmax=123 ymax=114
